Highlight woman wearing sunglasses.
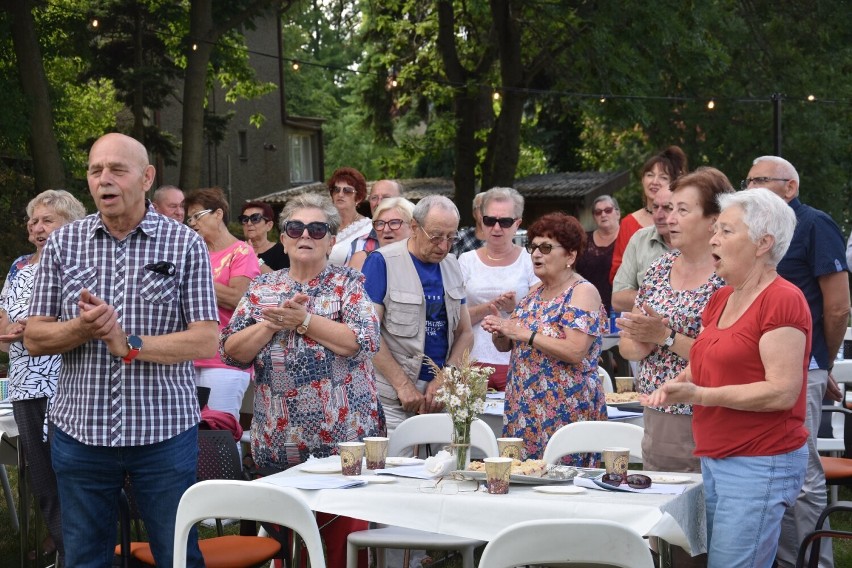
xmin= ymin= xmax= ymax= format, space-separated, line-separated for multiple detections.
xmin=609 ymin=146 xmax=688 ymax=283
xmin=576 ymin=195 xmax=620 ymax=314
xmin=326 ymin=167 xmax=374 ymax=266
xmin=458 ymin=187 xmax=538 ymax=391
xmin=481 ymin=212 xmax=607 ymax=463
xmin=239 ymin=201 xmax=289 ymax=272
xmin=348 ymin=197 xmax=415 ymax=272
xmin=221 ymin=193 xmax=381 ymax=568
xmin=184 ymin=187 xmax=261 ymax=421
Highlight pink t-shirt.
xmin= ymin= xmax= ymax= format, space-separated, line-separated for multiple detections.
xmin=195 ymin=240 xmax=260 ymax=369
xmin=691 ymin=277 xmax=811 ymax=458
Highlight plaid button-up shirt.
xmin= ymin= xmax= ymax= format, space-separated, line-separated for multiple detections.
xmin=30 ymin=209 xmax=218 ymax=447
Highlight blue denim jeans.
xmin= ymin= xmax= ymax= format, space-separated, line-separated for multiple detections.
xmin=701 ymin=443 xmax=807 ymax=568
xmin=52 ymin=426 xmax=204 ymax=568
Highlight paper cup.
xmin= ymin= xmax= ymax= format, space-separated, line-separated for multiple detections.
xmin=614 ymin=377 xmax=634 ymax=393
xmin=339 ymin=442 xmax=366 ymax=476
xmin=484 ymin=457 xmax=512 ymax=494
xmin=497 ymin=437 xmax=524 ymax=460
xmin=363 ymin=436 xmax=389 ymax=470
xmin=602 ymin=447 xmax=630 ymax=475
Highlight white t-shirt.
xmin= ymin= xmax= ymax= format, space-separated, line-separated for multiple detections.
xmin=328 ymin=217 xmax=373 ymax=266
xmin=459 ymin=249 xmax=539 ymax=365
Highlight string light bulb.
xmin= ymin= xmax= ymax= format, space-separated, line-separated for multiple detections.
xmin=493 ymin=91 xmax=501 ymax=101
xmin=292 ymin=60 xmax=300 ymax=71
xmin=807 ymin=94 xmax=816 ymax=101
xmin=192 ymin=43 xmax=197 ymax=51
xmin=707 ymin=99 xmax=715 ymax=110
xmin=92 ymin=19 xmax=98 ymax=28
xmin=599 ymin=96 xmax=606 ymax=103
xmin=390 ymin=78 xmax=398 ymax=88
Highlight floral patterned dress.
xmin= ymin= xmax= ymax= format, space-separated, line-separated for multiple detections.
xmin=220 ymin=264 xmax=382 ymax=468
xmin=503 ymin=280 xmax=608 ymax=464
xmin=635 ymin=251 xmax=725 ymax=414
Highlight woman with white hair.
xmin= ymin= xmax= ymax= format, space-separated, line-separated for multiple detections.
xmin=348 ymin=197 xmax=415 ymax=272
xmin=643 ymin=187 xmax=810 ymax=568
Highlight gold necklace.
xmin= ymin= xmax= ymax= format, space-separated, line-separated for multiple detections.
xmin=485 ymin=246 xmax=512 ymax=261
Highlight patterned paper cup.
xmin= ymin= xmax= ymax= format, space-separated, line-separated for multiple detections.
xmin=364 ymin=437 xmax=389 ymax=470
xmin=484 ymin=457 xmax=513 ymax=494
xmin=602 ymin=447 xmax=630 ymax=475
xmin=339 ymin=442 xmax=366 ymax=476
xmin=496 ymin=437 xmax=524 ymax=460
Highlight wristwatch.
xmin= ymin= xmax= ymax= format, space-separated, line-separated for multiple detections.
xmin=296 ymin=313 xmax=312 ymax=335
xmin=663 ymin=329 xmax=677 ymax=348
xmin=122 ymin=335 xmax=143 ymax=363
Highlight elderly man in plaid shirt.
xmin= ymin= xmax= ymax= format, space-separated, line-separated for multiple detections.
xmin=25 ymin=133 xmax=218 ymax=568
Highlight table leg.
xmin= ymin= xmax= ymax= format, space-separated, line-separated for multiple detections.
xmin=658 ymin=538 xmax=673 ymax=568
xmin=1 ymin=465 xmax=18 ymax=532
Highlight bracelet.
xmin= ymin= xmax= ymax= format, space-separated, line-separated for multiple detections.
xmin=528 ymin=330 xmax=537 ymax=346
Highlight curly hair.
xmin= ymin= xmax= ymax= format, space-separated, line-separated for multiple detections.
xmin=327 ymin=167 xmax=368 ymax=203
xmin=526 ymin=212 xmax=586 ymax=256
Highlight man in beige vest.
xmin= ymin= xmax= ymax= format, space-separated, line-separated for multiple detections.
xmin=361 ymin=195 xmax=474 ymax=434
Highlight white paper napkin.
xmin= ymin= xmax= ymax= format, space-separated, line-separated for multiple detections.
xmin=423 ymin=450 xmax=456 ymax=478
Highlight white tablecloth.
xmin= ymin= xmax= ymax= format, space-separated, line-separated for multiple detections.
xmin=259 ymin=456 xmax=707 ymax=555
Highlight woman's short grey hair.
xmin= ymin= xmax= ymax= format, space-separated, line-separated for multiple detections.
xmin=27 ymin=189 xmax=87 ymax=222
xmin=718 ymin=187 xmax=796 ymax=266
xmin=593 ymin=194 xmax=620 ymax=212
xmin=480 ymin=187 xmax=524 ymax=219
xmin=373 ymin=197 xmax=415 ymax=223
xmin=279 ymin=193 xmax=341 ymax=236
xmin=412 ymin=195 xmax=459 ymax=226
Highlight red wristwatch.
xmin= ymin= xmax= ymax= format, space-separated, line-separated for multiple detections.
xmin=122 ymin=335 xmax=143 ymax=363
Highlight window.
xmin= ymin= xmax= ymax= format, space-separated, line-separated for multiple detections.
xmin=289 ymin=134 xmax=313 ymax=183
xmin=238 ymin=130 xmax=248 ymax=160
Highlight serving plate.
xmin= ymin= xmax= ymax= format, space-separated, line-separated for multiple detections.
xmin=454 ymin=467 xmax=604 ymax=485
xmin=300 ymin=461 xmax=343 ymax=474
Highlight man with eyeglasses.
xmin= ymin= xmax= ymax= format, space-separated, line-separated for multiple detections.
xmin=744 ymin=156 xmax=849 ymax=568
xmin=361 ymin=195 xmax=474 ymax=436
xmin=151 ymin=184 xmax=185 ymax=222
xmin=450 ymin=192 xmax=486 ymax=256
xmin=611 ymin=186 xmax=674 ymax=313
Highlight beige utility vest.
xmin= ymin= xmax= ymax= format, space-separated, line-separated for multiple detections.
xmin=374 ymin=239 xmax=465 ymax=402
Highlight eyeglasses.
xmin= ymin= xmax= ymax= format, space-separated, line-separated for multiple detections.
xmin=419 ymin=226 xmax=459 ymax=245
xmin=284 ymin=220 xmax=330 ymax=240
xmin=525 ymin=242 xmax=564 ymax=255
xmin=238 ymin=213 xmax=268 ymax=225
xmin=373 ymin=219 xmax=405 ymax=231
xmin=330 ymin=185 xmax=356 ymax=195
xmin=600 ymin=473 xmax=652 ymax=489
xmin=740 ymin=177 xmax=791 ymax=190
xmin=418 ymin=475 xmax=480 ymax=495
xmin=593 ymin=206 xmax=615 ymax=216
xmin=482 ymin=216 xmax=517 ymax=229
xmin=186 ymin=209 xmax=213 ymax=225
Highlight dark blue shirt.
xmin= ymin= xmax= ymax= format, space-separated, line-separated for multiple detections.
xmin=777 ymin=198 xmax=848 ymax=369
xmin=363 ymin=251 xmax=465 ymax=382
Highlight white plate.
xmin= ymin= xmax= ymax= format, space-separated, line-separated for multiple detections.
xmin=532 ymin=485 xmax=586 ymax=495
xmin=648 ymin=474 xmax=693 ymax=484
xmin=300 ymin=462 xmax=343 ymax=474
xmin=0 ymin=408 xmax=12 ymax=417
xmin=347 ymin=475 xmax=396 ymax=484
xmin=384 ymin=457 xmax=424 ymax=467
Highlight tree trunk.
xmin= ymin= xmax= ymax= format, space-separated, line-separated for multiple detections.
xmin=4 ymin=0 xmax=66 ymax=190
xmin=452 ymin=89 xmax=486 ymax=225
xmin=179 ymin=0 xmax=216 ymax=192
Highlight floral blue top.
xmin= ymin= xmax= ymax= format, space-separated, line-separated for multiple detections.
xmin=635 ymin=251 xmax=725 ymax=415
xmin=220 ymin=265 xmax=381 ymax=468
xmin=503 ymin=280 xmax=608 ymax=464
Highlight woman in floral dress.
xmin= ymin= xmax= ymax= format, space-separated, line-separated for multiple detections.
xmin=618 ymin=167 xmax=733 ymax=474
xmin=221 ymin=192 xmax=380 ymax=568
xmin=482 ymin=212 xmax=607 ymax=464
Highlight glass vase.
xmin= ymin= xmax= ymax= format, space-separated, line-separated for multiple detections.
xmin=451 ymin=419 xmax=472 ymax=471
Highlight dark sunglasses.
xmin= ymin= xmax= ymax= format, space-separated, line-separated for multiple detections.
xmin=330 ymin=185 xmax=356 ymax=195
xmin=238 ymin=213 xmax=268 ymax=225
xmin=601 ymin=473 xmax=651 ymax=489
xmin=482 ymin=215 xmax=517 ymax=228
xmin=593 ymin=206 xmax=615 ymax=216
xmin=374 ymin=219 xmax=405 ymax=231
xmin=525 ymin=242 xmax=564 ymax=255
xmin=284 ymin=221 xmax=330 ymax=240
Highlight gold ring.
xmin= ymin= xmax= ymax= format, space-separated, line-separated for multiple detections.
xmin=278 ymin=316 xmax=283 ymax=323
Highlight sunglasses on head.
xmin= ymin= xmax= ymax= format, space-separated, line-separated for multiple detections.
xmin=373 ymin=219 xmax=404 ymax=231
xmin=238 ymin=213 xmax=268 ymax=225
xmin=524 ymin=242 xmax=563 ymax=255
xmin=601 ymin=473 xmax=651 ymax=489
xmin=330 ymin=185 xmax=356 ymax=195
xmin=593 ymin=206 xmax=615 ymax=216
xmin=284 ymin=221 xmax=330 ymax=240
xmin=482 ymin=215 xmax=517 ymax=229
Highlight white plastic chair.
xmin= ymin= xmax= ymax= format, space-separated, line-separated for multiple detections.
xmin=0 ymin=428 xmax=18 ymax=532
xmin=173 ymin=479 xmax=325 ymax=568
xmin=477 ymin=518 xmax=655 ymax=568
xmin=347 ymin=414 xmax=497 ymax=568
xmin=542 ymin=421 xmax=644 ymax=465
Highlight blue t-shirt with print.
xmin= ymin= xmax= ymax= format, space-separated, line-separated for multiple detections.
xmin=363 ymin=252 xmax=464 ymax=381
